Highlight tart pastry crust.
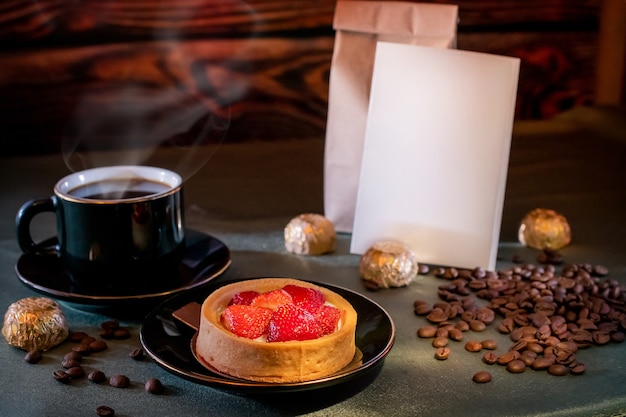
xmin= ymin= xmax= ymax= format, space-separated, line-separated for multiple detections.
xmin=196 ymin=278 xmax=357 ymax=383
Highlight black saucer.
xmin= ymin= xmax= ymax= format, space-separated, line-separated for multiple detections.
xmin=15 ymin=229 xmax=231 ymax=313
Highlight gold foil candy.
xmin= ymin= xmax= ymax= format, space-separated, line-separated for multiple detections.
xmin=518 ymin=208 xmax=572 ymax=250
xmin=2 ymin=297 xmax=69 ymax=351
xmin=359 ymin=241 xmax=418 ymax=289
xmin=284 ymin=213 xmax=336 ymax=255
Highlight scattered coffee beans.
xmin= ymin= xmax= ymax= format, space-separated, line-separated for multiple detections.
xmin=23 ymin=317 xmax=167 ymax=416
xmin=414 ymin=258 xmax=625 ymax=383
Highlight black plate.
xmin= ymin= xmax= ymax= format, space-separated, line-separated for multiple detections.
xmin=15 ymin=229 xmax=231 ymax=312
xmin=140 ymin=279 xmax=395 ymax=394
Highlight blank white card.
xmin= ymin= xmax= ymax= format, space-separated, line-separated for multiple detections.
xmin=351 ymin=42 xmax=520 ymax=270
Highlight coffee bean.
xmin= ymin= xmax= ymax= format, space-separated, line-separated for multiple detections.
xmin=88 ymin=370 xmax=106 ymax=384
xmin=497 ymin=318 xmax=515 ymax=334
xmin=72 ymin=344 xmax=91 ymax=355
xmin=569 ymin=362 xmax=586 ymax=375
xmin=434 ymin=347 xmax=451 ymax=360
xmin=99 ymin=328 xmax=115 ymax=339
xmin=414 ymin=300 xmax=431 ymax=315
xmin=512 ymin=254 xmax=525 ymax=264
xmin=68 ymin=331 xmax=89 ymax=343
xmin=480 ymin=339 xmax=497 ymax=350
xmin=548 ymin=364 xmax=568 ymax=376
xmin=612 ymin=332 xmax=625 ymax=343
xmin=509 ymin=339 xmax=528 ymax=352
xmin=519 ymin=353 xmax=536 ymax=367
xmin=100 ymin=320 xmax=120 ymax=330
xmin=89 ymin=340 xmax=108 ymax=353
xmin=496 ymin=351 xmax=520 ymax=365
xmin=448 ymin=328 xmax=464 ymax=342
xmin=532 ymin=356 xmax=555 ymax=370
xmin=417 ymin=325 xmax=437 ymax=338
xmin=526 ymin=342 xmax=544 ymax=354
xmin=80 ymin=336 xmax=96 ymax=345
xmin=129 ymin=347 xmax=145 ymax=361
xmin=109 ymin=374 xmax=130 ymax=388
xmin=432 ymin=336 xmax=449 ymax=348
xmin=472 ymin=371 xmax=492 ymax=383
xmin=426 ymin=308 xmax=449 ymax=324
xmin=24 ymin=349 xmax=42 ymax=364
xmin=592 ymin=331 xmax=611 ymax=345
xmin=592 ymin=265 xmax=609 ymax=276
xmin=455 ymin=320 xmax=470 ymax=332
xmin=482 ymin=351 xmax=498 ymax=365
xmin=469 ymin=320 xmax=486 ymax=332
xmin=61 ymin=359 xmax=81 ymax=369
xmin=96 ymin=405 xmax=115 ymax=417
xmin=475 ymin=307 xmax=495 ymax=324
xmin=464 ymin=340 xmax=482 ymax=352
xmin=53 ymin=370 xmax=71 ymax=383
xmin=63 ymin=351 xmax=83 ymax=362
xmin=145 ymin=378 xmax=164 ymax=394
xmin=506 ymin=359 xmax=527 ymax=374
xmin=435 ymin=327 xmax=449 ymax=338
xmin=66 ymin=366 xmax=85 ymax=379
xmin=113 ymin=328 xmax=131 ymax=340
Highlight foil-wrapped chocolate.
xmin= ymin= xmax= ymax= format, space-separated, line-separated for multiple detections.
xmin=518 ymin=208 xmax=571 ymax=250
xmin=2 ymin=297 xmax=69 ymax=351
xmin=359 ymin=241 xmax=418 ymax=289
xmin=284 ymin=213 xmax=336 ymax=255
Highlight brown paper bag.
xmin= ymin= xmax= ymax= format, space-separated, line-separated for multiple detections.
xmin=324 ymin=1 xmax=458 ymax=232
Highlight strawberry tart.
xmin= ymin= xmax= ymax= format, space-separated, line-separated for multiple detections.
xmin=195 ymin=278 xmax=358 ymax=383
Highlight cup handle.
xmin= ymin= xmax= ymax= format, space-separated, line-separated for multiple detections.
xmin=16 ymin=196 xmax=60 ymax=256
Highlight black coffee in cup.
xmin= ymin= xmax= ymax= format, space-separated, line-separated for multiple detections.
xmin=69 ymin=178 xmax=171 ymax=200
xmin=16 ymin=166 xmax=185 ymax=294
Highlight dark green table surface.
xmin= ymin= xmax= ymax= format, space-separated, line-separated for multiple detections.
xmin=1 ymin=106 xmax=625 ymax=417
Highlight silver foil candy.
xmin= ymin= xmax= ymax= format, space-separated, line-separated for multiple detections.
xmin=284 ymin=213 xmax=336 ymax=255
xmin=359 ymin=241 xmax=418 ymax=289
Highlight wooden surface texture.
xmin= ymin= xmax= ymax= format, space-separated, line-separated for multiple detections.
xmin=0 ymin=0 xmax=601 ymax=155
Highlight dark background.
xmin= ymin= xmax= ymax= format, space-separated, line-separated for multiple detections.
xmin=0 ymin=0 xmax=623 ymax=155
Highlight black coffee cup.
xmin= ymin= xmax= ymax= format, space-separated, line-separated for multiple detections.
xmin=16 ymin=165 xmax=185 ymax=294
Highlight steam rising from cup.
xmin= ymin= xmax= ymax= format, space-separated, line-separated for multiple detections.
xmin=61 ymin=0 xmax=257 ymax=183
